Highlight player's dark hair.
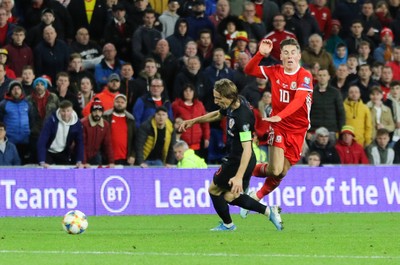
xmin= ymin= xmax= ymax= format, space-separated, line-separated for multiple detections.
xmin=280 ymin=38 xmax=300 ymax=52
xmin=214 ymin=78 xmax=238 ymax=102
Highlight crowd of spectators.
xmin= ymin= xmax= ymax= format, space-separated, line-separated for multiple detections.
xmin=0 ymin=0 xmax=400 ymax=167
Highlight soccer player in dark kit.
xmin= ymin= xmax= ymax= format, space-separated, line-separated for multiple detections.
xmin=180 ymin=78 xmax=283 ymax=231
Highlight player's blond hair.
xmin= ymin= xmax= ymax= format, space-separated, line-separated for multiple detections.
xmin=214 ymin=79 xmax=238 ymax=102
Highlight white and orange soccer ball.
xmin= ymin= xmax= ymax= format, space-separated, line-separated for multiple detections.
xmin=62 ymin=210 xmax=88 ymax=235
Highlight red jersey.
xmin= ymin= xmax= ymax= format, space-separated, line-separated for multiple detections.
xmin=244 ymin=52 xmax=313 ymax=131
xmin=265 ymin=30 xmax=297 ymax=61
xmin=309 ymin=4 xmax=332 ymax=39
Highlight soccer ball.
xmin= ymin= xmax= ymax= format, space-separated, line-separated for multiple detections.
xmin=62 ymin=210 xmax=88 ymax=235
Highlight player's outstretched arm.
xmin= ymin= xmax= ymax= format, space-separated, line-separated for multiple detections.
xmin=244 ymin=39 xmax=273 ymax=78
xmin=179 ymin=110 xmax=222 ymax=132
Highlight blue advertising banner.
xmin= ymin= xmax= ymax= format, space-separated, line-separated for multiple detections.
xmin=0 ymin=166 xmax=399 ymax=217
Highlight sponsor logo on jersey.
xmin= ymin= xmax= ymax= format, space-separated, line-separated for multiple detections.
xmin=301 ymin=77 xmax=311 ymax=89
xmin=242 ymin=123 xmax=250 ymax=132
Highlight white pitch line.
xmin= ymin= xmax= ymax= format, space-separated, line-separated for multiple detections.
xmin=0 ymin=250 xmax=398 ymax=260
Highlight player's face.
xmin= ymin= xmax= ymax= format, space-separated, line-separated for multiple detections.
xmin=280 ymin=44 xmax=301 ymax=70
xmin=213 ymin=90 xmax=232 ymax=109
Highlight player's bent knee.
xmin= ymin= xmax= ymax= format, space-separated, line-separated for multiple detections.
xmin=223 ymin=192 xmax=238 ymax=202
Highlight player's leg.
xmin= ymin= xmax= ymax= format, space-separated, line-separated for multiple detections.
xmin=209 ymin=163 xmax=237 ymax=231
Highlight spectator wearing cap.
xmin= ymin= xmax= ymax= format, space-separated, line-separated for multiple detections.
xmin=229 ymin=31 xmax=252 ymax=69
xmin=26 ymin=8 xmax=57 ymax=49
xmin=324 ymin=19 xmax=344 ymax=55
xmin=215 ymin=15 xmax=243 ymax=53
xmin=306 ymin=127 xmax=341 ymax=165
xmin=94 ymin=43 xmax=124 ymax=92
xmin=0 ymin=80 xmax=32 ymax=164
xmin=335 ymin=125 xmax=369 ymax=164
xmin=0 ymin=122 xmax=20 ymax=166
xmin=373 ymin=27 xmax=395 ymax=64
xmin=133 ymin=78 xmax=173 ymax=128
xmin=185 ymin=0 xmax=215 ymax=41
xmin=67 ymin=0 xmax=108 ymax=44
xmin=3 ymin=26 xmax=34 ymax=77
xmin=103 ymin=94 xmax=136 ymax=166
xmin=343 ymin=84 xmax=373 ymax=147
xmin=159 ymin=0 xmax=180 ymax=38
xmin=23 ymin=0 xmax=73 ymax=40
xmin=82 ymin=73 xmax=121 ymax=117
xmin=264 ymin=14 xmax=297 ymax=62
xmin=0 ymin=7 xmax=15 ymax=47
xmin=0 ymin=63 xmax=12 ymax=101
xmin=102 ymin=3 xmax=136 ymax=62
xmin=37 ymin=100 xmax=84 ymax=168
xmin=0 ymin=49 xmax=15 ymax=79
xmin=26 ymin=76 xmax=59 ymax=163
xmin=34 ymin=24 xmax=71 ymax=83
xmin=239 ymin=1 xmax=266 ymax=43
xmin=81 ymin=99 xmax=114 ymax=167
xmin=135 ymin=106 xmax=176 ymax=167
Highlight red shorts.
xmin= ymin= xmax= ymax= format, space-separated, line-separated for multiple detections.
xmin=267 ymin=125 xmax=307 ymax=165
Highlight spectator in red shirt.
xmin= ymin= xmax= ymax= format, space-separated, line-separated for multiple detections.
xmin=335 ymin=125 xmax=369 ymax=164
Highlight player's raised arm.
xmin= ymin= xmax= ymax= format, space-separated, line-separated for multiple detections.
xmin=244 ymin=39 xmax=273 ymax=78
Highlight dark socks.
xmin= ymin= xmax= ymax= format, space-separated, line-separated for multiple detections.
xmin=229 ymin=194 xmax=267 ymax=214
xmin=210 ymin=193 xmax=232 ymax=224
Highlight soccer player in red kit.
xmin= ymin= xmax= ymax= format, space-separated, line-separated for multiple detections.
xmin=241 ymin=38 xmax=313 ymax=217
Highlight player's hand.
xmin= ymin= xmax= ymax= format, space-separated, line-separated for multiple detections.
xmin=262 ymin=115 xmax=281 ymax=123
xmin=229 ymin=175 xmax=243 ymax=195
xmin=259 ymin=39 xmax=273 ymax=56
xmin=179 ymin=120 xmax=195 ymax=132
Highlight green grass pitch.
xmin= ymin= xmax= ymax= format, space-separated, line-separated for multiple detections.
xmin=0 ymin=213 xmax=399 ymax=265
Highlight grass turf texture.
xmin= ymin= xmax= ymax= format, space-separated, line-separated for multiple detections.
xmin=0 ymin=213 xmax=398 ymax=265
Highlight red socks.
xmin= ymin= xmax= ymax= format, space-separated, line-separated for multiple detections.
xmin=252 ymin=163 xmax=268 ymax=177
xmin=256 ymin=177 xmax=282 ymax=199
